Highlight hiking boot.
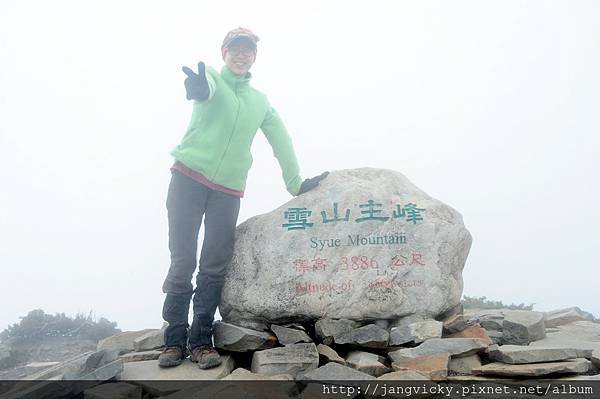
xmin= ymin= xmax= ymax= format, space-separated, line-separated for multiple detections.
xmin=190 ymin=345 xmax=222 ymax=369
xmin=158 ymin=346 xmax=187 ymax=368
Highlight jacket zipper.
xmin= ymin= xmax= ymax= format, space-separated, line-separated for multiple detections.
xmin=212 ymin=84 xmax=241 ymax=180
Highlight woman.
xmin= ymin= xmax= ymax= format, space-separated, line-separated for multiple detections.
xmin=159 ymin=27 xmax=327 ymax=369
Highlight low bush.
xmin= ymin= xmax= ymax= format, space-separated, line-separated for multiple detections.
xmin=462 ymin=295 xmax=535 ymax=310
xmin=0 ymin=309 xmax=121 ymax=344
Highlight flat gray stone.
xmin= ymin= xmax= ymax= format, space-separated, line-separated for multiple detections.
xmin=555 ymin=373 xmax=600 ymax=380
xmin=13 ymin=353 xmax=124 ymax=398
xmin=391 ymin=352 xmax=449 ymax=381
xmin=118 ymin=357 xmax=234 ymax=380
xmin=373 ymin=319 xmax=390 ymax=329
xmin=544 ymin=307 xmax=596 ymax=327
xmin=133 ymin=327 xmax=165 ymax=352
xmin=213 ymin=321 xmax=275 ymax=352
xmin=390 ymin=314 xmax=427 ymax=329
xmin=251 ymin=343 xmax=319 ymax=377
xmin=222 ymin=368 xmax=294 ymax=380
xmin=97 ymin=330 xmax=155 ymax=354
xmin=24 ymin=351 xmax=94 ymax=380
xmin=529 ymin=321 xmax=600 ymax=358
xmin=25 ymin=349 xmax=119 ymax=380
xmin=83 ymin=382 xmax=142 ymax=399
xmin=489 ymin=345 xmax=578 ymax=364
xmin=377 ymin=370 xmax=429 ymax=380
xmin=592 ymin=349 xmax=600 ymax=368
xmin=300 ymin=362 xmax=376 ymax=381
xmin=315 ymin=318 xmax=360 ymax=344
xmin=221 ymin=318 xmax=270 ymax=332
xmin=169 ymin=379 xmax=296 ymax=399
xmin=502 ymin=310 xmax=546 ymax=345
xmin=119 ymin=350 xmax=162 ymax=363
xmin=448 ymin=354 xmax=482 ymax=375
xmin=3 ymin=380 xmax=72 ymax=399
xmin=345 ymin=350 xmax=391 ymax=377
xmin=316 ymin=344 xmax=345 ymax=365
xmin=464 ymin=309 xmax=505 ymax=331
xmin=388 ymin=338 xmax=488 ymax=363
xmin=73 ymin=359 xmax=123 ymax=382
xmin=437 ymin=302 xmax=464 ymax=321
xmin=334 ymin=324 xmax=389 ymax=348
xmin=271 ymin=324 xmax=313 ymax=345
xmin=472 ymin=358 xmax=590 ymax=377
xmin=389 ymin=320 xmax=443 ymax=345
xmin=486 ymin=330 xmax=503 ymax=345
xmin=443 ymin=314 xmax=468 ymax=334
xmin=24 ymin=362 xmax=61 ymax=368
xmin=64 ymin=349 xmax=121 ymax=380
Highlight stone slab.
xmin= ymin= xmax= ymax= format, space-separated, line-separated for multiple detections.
xmin=472 ymin=358 xmax=590 ymax=377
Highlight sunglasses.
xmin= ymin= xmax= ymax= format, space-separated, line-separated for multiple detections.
xmin=226 ymin=46 xmax=255 ymax=57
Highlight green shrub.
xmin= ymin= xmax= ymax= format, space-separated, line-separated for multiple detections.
xmin=0 ymin=310 xmax=121 ymax=344
xmin=462 ymin=295 xmax=534 ymax=310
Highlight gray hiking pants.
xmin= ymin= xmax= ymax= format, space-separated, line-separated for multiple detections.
xmin=161 ymin=170 xmax=240 ymax=348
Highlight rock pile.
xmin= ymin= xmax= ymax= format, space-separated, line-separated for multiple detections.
xmin=4 ymin=306 xmax=598 ymax=398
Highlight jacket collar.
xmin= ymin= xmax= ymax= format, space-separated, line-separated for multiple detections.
xmin=220 ymin=65 xmax=252 ymax=89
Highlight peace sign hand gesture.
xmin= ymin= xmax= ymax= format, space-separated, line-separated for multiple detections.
xmin=182 ymin=62 xmax=210 ymax=101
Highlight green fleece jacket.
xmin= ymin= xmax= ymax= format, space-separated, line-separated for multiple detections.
xmin=171 ymin=65 xmax=303 ymax=196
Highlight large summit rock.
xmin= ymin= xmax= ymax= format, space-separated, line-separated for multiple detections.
xmin=221 ymin=168 xmax=472 ymax=325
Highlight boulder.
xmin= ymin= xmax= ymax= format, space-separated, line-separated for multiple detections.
xmin=221 ymin=168 xmax=472 ymax=325
xmin=502 ymin=310 xmax=546 ymax=345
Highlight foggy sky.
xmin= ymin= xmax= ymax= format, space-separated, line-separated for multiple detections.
xmin=1 ymin=0 xmax=599 ymax=333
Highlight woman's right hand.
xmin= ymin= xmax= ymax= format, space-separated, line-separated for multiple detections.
xmin=182 ymin=62 xmax=209 ymax=101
